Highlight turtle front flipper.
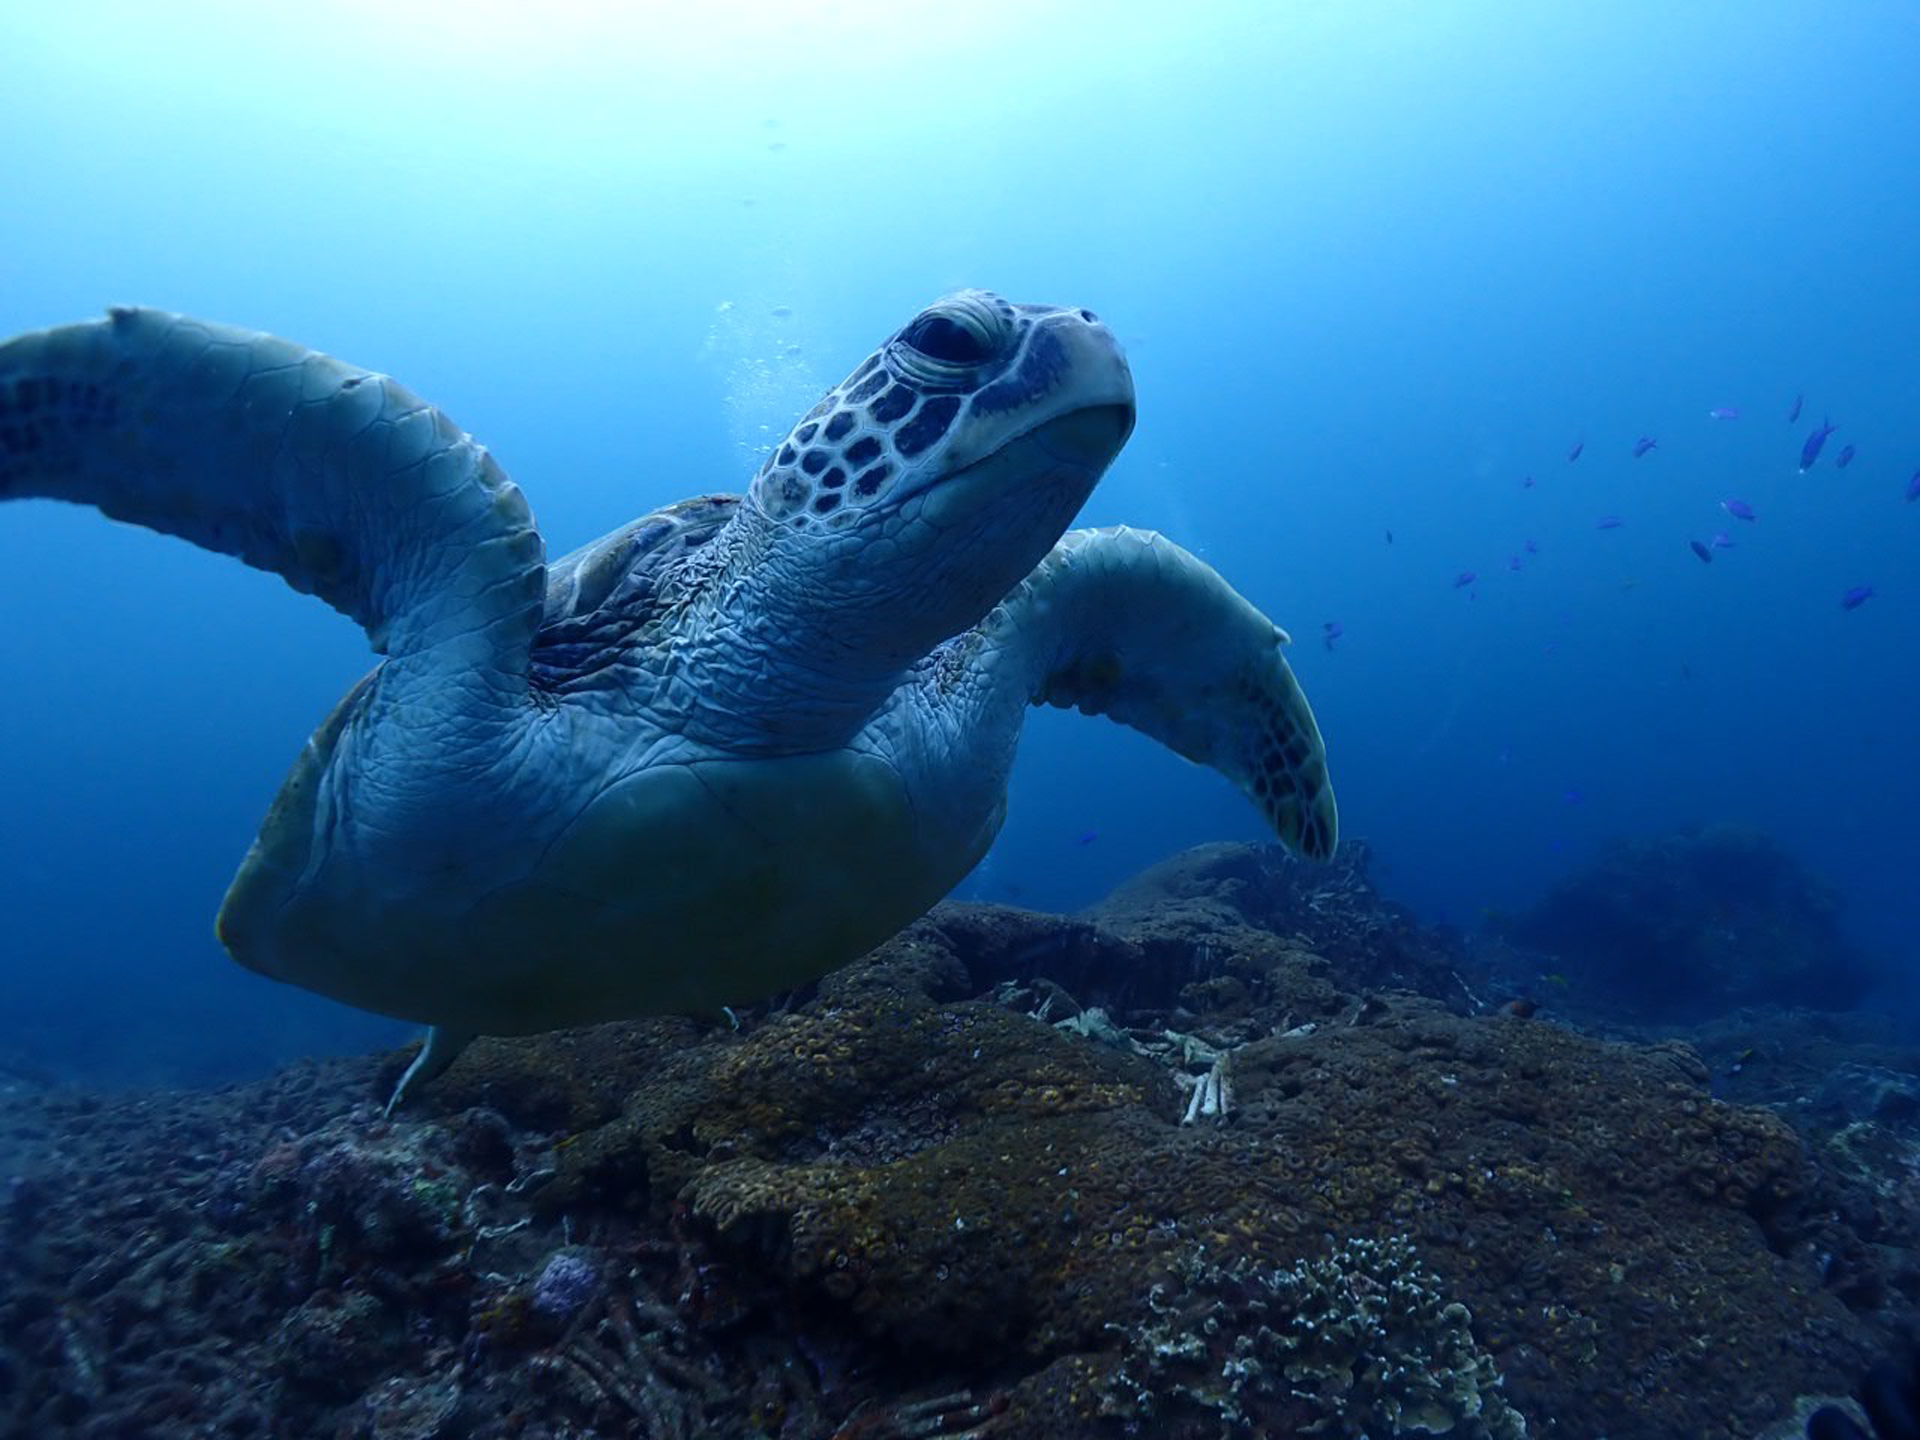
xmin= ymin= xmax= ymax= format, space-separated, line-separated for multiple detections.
xmin=0 ymin=308 xmax=546 ymax=682
xmin=987 ymin=525 xmax=1338 ymax=860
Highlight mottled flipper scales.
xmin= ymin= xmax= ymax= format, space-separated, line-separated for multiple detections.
xmin=1004 ymin=525 xmax=1337 ymax=860
xmin=0 ymin=307 xmax=546 ymax=684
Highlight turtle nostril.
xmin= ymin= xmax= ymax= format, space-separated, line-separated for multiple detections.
xmin=1079 ymin=309 xmax=1098 ymax=324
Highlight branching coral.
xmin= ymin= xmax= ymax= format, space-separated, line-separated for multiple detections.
xmin=1101 ymin=1234 xmax=1527 ymax=1438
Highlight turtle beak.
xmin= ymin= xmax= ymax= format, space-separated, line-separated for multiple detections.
xmin=915 ymin=398 xmax=1132 ymax=555
xmin=1033 ymin=401 xmax=1136 ymax=468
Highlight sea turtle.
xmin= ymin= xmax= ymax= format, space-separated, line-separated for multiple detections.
xmin=0 ymin=292 xmax=1337 ymax=1108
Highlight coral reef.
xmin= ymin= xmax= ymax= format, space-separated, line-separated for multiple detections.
xmin=1099 ymin=1235 xmax=1525 ymax=1438
xmin=1498 ymin=823 xmax=1877 ymax=1020
xmin=0 ymin=839 xmax=1908 ymax=1440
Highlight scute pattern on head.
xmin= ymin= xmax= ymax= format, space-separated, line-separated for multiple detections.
xmin=748 ymin=291 xmax=1039 ymax=526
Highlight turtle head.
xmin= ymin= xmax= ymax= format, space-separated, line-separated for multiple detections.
xmin=745 ymin=291 xmax=1135 ymax=667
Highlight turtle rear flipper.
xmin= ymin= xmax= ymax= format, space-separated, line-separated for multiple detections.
xmin=384 ymin=1025 xmax=477 ymax=1117
xmin=0 ymin=308 xmax=546 ymax=686
xmin=991 ymin=525 xmax=1338 ymax=861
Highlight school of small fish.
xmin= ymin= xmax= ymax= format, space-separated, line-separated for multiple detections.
xmin=1421 ymin=391 xmax=1903 ymax=619
xmin=1085 ymin=392 xmax=1900 ymax=852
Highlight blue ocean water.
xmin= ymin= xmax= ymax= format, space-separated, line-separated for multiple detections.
xmin=1 ymin=0 xmax=1914 ymax=1087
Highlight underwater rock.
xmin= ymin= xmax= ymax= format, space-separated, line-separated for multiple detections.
xmin=1084 ymin=839 xmax=1479 ymax=1007
xmin=1500 ymin=823 xmax=1878 ymax=1020
xmin=275 ymin=1289 xmax=392 ymax=1399
xmin=1814 ymin=1064 xmax=1920 ymax=1129
xmin=357 ymin=1374 xmax=463 ymax=1440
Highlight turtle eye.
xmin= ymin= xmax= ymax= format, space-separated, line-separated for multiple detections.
xmin=901 ymin=313 xmax=992 ymax=365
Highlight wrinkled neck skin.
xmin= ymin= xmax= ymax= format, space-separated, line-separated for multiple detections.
xmin=656 ymin=418 xmax=1108 ymax=757
xmin=655 ymin=494 xmax=938 ymax=755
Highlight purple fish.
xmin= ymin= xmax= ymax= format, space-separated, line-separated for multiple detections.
xmin=1906 ymin=470 xmax=1920 ymax=502
xmin=1076 ymin=828 xmax=1100 ymax=846
xmin=1521 ymin=474 xmax=1535 ymax=488
xmin=1836 ymin=444 xmax=1856 ymax=469
xmin=1689 ymin=539 xmax=1712 ymax=563
xmin=1524 ymin=538 xmax=1540 ymax=554
xmin=1788 ymin=393 xmax=1803 ymax=423
xmin=1708 ymin=406 xmax=1740 ymax=421
xmin=1710 ymin=531 xmax=1735 ymax=549
xmin=1453 ymin=570 xmax=1477 ymax=589
xmin=1721 ymin=498 xmax=1756 ymax=521
xmin=1632 ymin=436 xmax=1658 ymax=459
xmin=1508 ymin=554 xmax=1523 ymax=572
xmin=1597 ymin=515 xmax=1624 ymax=529
xmin=1568 ymin=440 xmax=1585 ymax=462
xmin=1323 ymin=621 xmax=1344 ymax=651
xmin=1840 ymin=585 xmax=1875 ymax=611
xmin=1799 ymin=418 xmax=1838 ymax=472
